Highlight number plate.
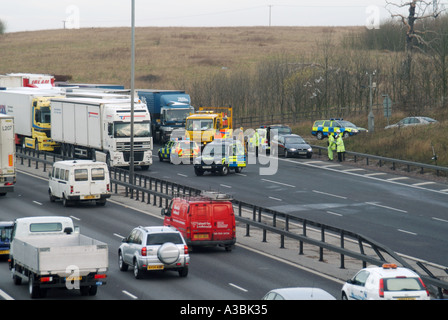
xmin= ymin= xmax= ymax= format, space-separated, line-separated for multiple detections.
xmin=82 ymin=195 xmax=99 ymax=200
xmin=66 ymin=276 xmax=82 ymax=281
xmin=147 ymin=265 xmax=164 ymax=270
xmin=202 ymin=166 xmax=211 ymax=169
xmin=194 ymin=234 xmax=209 ymax=239
xmin=0 ymin=250 xmax=9 ymax=255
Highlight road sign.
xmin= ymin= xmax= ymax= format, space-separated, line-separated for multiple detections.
xmin=383 ymin=95 xmax=392 ymax=118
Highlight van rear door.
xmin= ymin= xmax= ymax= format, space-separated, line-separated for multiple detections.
xmin=190 ymin=203 xmax=212 ymax=242
xmin=211 ymin=203 xmax=235 ymax=241
xmin=90 ymin=166 xmax=109 ymax=196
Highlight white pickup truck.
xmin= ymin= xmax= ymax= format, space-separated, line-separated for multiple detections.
xmin=9 ymin=216 xmax=108 ymax=298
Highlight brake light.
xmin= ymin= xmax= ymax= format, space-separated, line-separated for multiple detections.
xmin=94 ymin=274 xmax=107 ymax=279
xmin=184 ymin=245 xmax=188 ymax=254
xmin=379 ymin=278 xmax=384 ymax=298
xmin=40 ymin=277 xmax=53 ymax=283
xmin=186 ymin=227 xmax=191 ymax=239
xmin=141 ymin=247 xmax=147 ymax=256
xmin=419 ymin=278 xmax=430 ymax=297
xmin=107 ymin=183 xmax=110 ymax=192
xmin=70 ymin=185 xmax=74 ymax=194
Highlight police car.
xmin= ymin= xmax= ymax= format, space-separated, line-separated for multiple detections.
xmin=341 ymin=264 xmax=430 ymax=300
xmin=158 ymin=139 xmax=200 ymax=164
xmin=311 ymin=118 xmax=367 ymax=140
xmin=193 ymin=139 xmax=246 ymax=176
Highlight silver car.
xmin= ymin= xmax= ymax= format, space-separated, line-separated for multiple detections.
xmin=118 ymin=226 xmax=190 ymax=279
xmin=385 ymin=116 xmax=437 ymax=129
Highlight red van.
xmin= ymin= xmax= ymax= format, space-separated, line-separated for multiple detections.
xmin=162 ymin=192 xmax=236 ymax=251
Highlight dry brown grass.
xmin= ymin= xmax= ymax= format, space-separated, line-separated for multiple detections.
xmin=1 ymin=26 xmax=447 ymax=166
xmin=0 ymin=26 xmax=359 ymax=88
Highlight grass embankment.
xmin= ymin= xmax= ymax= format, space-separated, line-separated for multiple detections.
xmin=0 ymin=27 xmax=447 ymax=167
xmin=293 ymin=109 xmax=448 ymax=167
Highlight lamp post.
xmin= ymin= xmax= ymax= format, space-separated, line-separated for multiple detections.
xmin=368 ymin=71 xmax=376 ymax=133
xmin=130 ymin=0 xmax=135 ymax=187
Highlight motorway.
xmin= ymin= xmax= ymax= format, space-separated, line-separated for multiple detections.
xmin=147 ymin=146 xmax=448 ymax=267
xmin=0 ymin=163 xmax=343 ymax=301
xmin=1 ymin=145 xmax=448 ymax=301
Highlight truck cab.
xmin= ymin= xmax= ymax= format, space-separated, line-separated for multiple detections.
xmin=186 ymin=106 xmax=232 ymax=148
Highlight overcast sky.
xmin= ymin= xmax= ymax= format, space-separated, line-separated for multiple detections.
xmin=1 ymin=1 xmax=409 ymax=33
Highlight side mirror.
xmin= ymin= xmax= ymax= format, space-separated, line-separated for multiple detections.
xmin=161 ymin=208 xmax=171 ymax=217
xmin=121 ymin=237 xmax=128 ymax=243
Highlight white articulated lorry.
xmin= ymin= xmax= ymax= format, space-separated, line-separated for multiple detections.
xmin=0 ymin=88 xmax=65 ymax=151
xmin=9 ymin=216 xmax=108 ymax=298
xmin=51 ymin=97 xmax=153 ymax=169
xmin=0 ymin=114 xmax=15 ymax=195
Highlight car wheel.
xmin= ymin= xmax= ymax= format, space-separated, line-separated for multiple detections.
xmin=133 ymin=259 xmax=143 ymax=279
xmin=221 ymin=165 xmax=229 ymax=176
xmin=343 ymin=131 xmax=350 ymax=138
xmin=234 ymin=167 xmax=242 ymax=173
xmin=284 ymin=150 xmax=289 ymax=158
xmin=316 ymin=132 xmax=324 ymax=140
xmin=118 ymin=252 xmax=128 ymax=271
xmin=62 ymin=195 xmax=71 ymax=207
xmin=159 ymin=152 xmax=164 ymax=162
xmin=194 ymin=168 xmax=204 ymax=176
xmin=179 ymin=267 xmax=189 ymax=278
xmin=49 ymin=190 xmax=56 ymax=202
xmin=341 ymin=292 xmax=348 ymax=300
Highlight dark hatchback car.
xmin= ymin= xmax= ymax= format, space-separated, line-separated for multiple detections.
xmin=271 ymin=134 xmax=313 ymax=158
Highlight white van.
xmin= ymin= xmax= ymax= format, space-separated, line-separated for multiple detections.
xmin=48 ymin=160 xmax=111 ymax=206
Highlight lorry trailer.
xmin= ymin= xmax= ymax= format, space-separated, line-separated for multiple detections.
xmin=51 ymin=97 xmax=153 ymax=169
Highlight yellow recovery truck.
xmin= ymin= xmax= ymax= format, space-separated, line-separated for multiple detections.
xmin=185 ymin=106 xmax=232 ymax=148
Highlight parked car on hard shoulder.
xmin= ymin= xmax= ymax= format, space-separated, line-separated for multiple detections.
xmin=385 ymin=116 xmax=437 ymax=129
xmin=271 ymin=134 xmax=313 ymax=158
xmin=341 ymin=263 xmax=430 ymax=300
xmin=118 ymin=226 xmax=190 ymax=279
xmin=312 ymin=118 xmax=367 ymax=140
xmin=262 ymin=287 xmax=336 ymax=300
xmin=48 ymin=160 xmax=111 ymax=207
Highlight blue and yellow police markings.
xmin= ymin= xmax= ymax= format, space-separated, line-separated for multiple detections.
xmin=158 ymin=140 xmax=175 ymax=161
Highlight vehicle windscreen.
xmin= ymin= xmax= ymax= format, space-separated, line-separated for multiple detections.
xmin=35 ymin=106 xmax=51 ymax=124
xmin=147 ymin=233 xmax=183 ymax=245
xmin=186 ymin=119 xmax=213 ymax=131
xmin=384 ymin=277 xmax=425 ymax=292
xmin=165 ymin=108 xmax=193 ymax=122
xmin=285 ymin=137 xmax=305 ymax=144
xmin=114 ymin=121 xmax=151 ymax=137
xmin=0 ymin=226 xmax=13 ymax=242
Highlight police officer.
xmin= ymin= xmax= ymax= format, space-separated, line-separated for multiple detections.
xmin=253 ymin=129 xmax=260 ymax=157
xmin=327 ymin=132 xmax=336 ymax=161
xmin=336 ymin=131 xmax=345 ymax=162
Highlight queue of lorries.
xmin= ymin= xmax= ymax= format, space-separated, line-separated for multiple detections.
xmin=0 ymin=73 xmax=432 ymax=300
